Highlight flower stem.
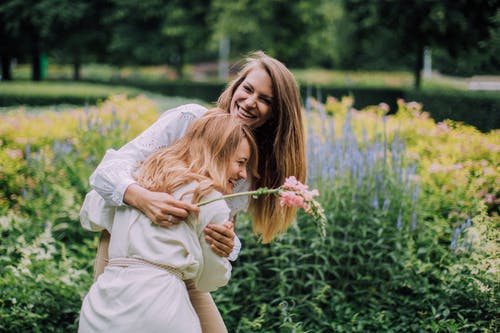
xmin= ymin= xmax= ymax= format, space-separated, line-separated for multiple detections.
xmin=197 ymin=188 xmax=281 ymax=207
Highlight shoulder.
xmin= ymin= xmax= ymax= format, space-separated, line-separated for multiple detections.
xmin=159 ymin=103 xmax=208 ymax=121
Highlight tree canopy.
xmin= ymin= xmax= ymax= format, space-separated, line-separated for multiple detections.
xmin=1 ymin=0 xmax=498 ymax=83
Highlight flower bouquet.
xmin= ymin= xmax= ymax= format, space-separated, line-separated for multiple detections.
xmin=198 ymin=176 xmax=327 ymax=237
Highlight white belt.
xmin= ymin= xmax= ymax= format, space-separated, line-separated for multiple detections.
xmin=108 ymin=257 xmax=184 ymax=280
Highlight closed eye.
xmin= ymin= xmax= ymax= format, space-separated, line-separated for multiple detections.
xmin=260 ymin=96 xmax=272 ymax=105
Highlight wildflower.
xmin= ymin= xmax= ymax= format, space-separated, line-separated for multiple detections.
xmin=378 ymin=102 xmax=390 ymax=113
xmin=198 ymin=176 xmax=327 ymax=237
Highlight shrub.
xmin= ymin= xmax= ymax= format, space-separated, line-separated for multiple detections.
xmin=0 ymin=95 xmax=497 ymax=331
xmin=213 ymin=97 xmax=499 ymax=332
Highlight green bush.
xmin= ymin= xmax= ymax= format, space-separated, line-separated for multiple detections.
xmin=0 ymin=81 xmax=141 ymax=108
xmin=0 ymin=214 xmax=94 ymax=333
xmin=2 ymin=79 xmax=498 ymax=131
xmin=0 ymin=96 xmax=497 ymax=332
xmin=404 ymin=90 xmax=500 ymax=132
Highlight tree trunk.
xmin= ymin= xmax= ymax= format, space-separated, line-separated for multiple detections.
xmin=413 ymin=39 xmax=424 ymax=90
xmin=73 ymin=55 xmax=81 ymax=81
xmin=176 ymin=46 xmax=185 ymax=80
xmin=31 ymin=35 xmax=41 ymax=81
xmin=1 ymin=54 xmax=12 ymax=80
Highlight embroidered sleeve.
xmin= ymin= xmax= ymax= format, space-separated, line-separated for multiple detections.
xmin=89 ymin=104 xmax=207 ymax=205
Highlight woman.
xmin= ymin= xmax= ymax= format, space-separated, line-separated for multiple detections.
xmin=78 ymin=110 xmax=259 ymax=332
xmin=89 ymin=50 xmax=306 ymax=332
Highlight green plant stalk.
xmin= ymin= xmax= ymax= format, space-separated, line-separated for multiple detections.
xmin=197 ymin=188 xmax=280 ymax=207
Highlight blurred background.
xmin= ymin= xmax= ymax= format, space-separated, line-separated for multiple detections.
xmin=1 ymin=0 xmax=499 ymax=128
xmin=0 ymin=1 xmax=499 ymax=332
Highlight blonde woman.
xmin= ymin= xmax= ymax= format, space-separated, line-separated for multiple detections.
xmin=78 ymin=110 xmax=258 ymax=332
xmin=88 ymin=51 xmax=307 ymax=332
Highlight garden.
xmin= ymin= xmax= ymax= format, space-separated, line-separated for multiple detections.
xmin=0 ymin=88 xmax=498 ymax=331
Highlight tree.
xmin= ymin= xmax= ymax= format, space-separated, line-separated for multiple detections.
xmin=0 ymin=0 xmax=106 ymax=81
xmin=0 ymin=0 xmax=51 ymax=81
xmin=48 ymin=0 xmax=111 ymax=81
xmin=344 ymin=0 xmax=500 ymax=89
xmin=208 ymin=0 xmax=347 ymax=68
xmin=105 ymin=0 xmax=211 ymax=78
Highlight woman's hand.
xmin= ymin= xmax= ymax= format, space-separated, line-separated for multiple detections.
xmin=124 ymin=183 xmax=199 ymax=227
xmin=204 ymin=221 xmax=235 ymax=257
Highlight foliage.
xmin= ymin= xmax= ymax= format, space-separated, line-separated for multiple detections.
xmin=104 ymin=0 xmax=212 ymax=76
xmin=0 ymin=95 xmax=498 ymax=331
xmin=404 ymin=89 xmax=500 ymax=132
xmin=0 ymin=0 xmax=105 ymax=80
xmin=1 ymin=0 xmax=499 ymax=81
xmin=208 ymin=0 xmax=346 ymax=68
xmin=342 ymin=0 xmax=500 ymax=86
xmin=0 ymin=215 xmax=93 ymax=333
xmin=213 ymin=97 xmax=499 ymax=332
xmin=0 ymin=81 xmax=142 ymax=107
xmin=0 ymin=95 xmax=162 ymax=331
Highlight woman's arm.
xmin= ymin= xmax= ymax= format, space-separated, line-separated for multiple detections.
xmin=90 ymin=104 xmax=207 ymax=205
xmin=89 ymin=104 xmax=207 ymax=222
xmin=124 ymin=183 xmax=199 ymax=226
xmin=204 ymin=219 xmax=236 ymax=258
xmin=80 ymin=190 xmax=116 ymax=232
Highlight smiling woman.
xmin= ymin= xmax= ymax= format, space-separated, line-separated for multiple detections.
xmin=78 ymin=110 xmax=259 ymax=333
xmin=230 ymin=66 xmax=273 ymax=128
xmin=86 ymin=50 xmax=306 ymax=333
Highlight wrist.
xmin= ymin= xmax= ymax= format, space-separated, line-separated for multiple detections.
xmin=123 ymin=183 xmax=146 ymax=209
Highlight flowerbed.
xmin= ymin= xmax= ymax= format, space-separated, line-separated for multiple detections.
xmin=0 ymin=95 xmax=498 ymax=332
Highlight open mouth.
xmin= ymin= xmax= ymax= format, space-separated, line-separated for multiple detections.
xmin=227 ymin=179 xmax=237 ymax=192
xmin=236 ymin=104 xmax=257 ymax=120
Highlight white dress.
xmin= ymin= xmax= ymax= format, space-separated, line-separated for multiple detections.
xmin=89 ymin=103 xmax=250 ymax=259
xmin=78 ymin=183 xmax=232 ymax=333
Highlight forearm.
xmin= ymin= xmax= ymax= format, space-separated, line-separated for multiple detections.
xmin=123 ymin=183 xmax=147 ymax=209
xmin=89 ymin=149 xmax=138 ymax=206
xmin=89 ymin=105 xmax=207 ymax=205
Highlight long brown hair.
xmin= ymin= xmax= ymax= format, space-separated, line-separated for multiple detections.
xmin=218 ymin=51 xmax=307 ymax=243
xmin=134 ymin=109 xmax=259 ymax=205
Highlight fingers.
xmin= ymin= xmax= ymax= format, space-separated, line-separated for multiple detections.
xmin=154 ymin=214 xmax=182 ymax=227
xmin=208 ymin=240 xmax=229 ymax=257
xmin=204 ymin=224 xmax=235 ymax=257
xmin=207 ymin=223 xmax=235 ymax=238
xmin=223 ymin=221 xmax=234 ymax=232
xmin=168 ymin=198 xmax=199 ymax=215
xmin=205 ymin=234 xmax=233 ymax=257
xmin=145 ymin=192 xmax=199 ymax=227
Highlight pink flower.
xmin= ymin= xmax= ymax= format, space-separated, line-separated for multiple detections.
xmin=283 ymin=176 xmax=308 ymax=192
xmin=378 ymin=103 xmax=390 ymax=113
xmin=280 ymin=177 xmax=320 ymax=210
xmin=279 ymin=191 xmax=305 ymax=209
xmin=198 ymin=176 xmax=327 ymax=237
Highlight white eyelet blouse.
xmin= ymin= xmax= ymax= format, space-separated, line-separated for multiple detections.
xmin=89 ymin=103 xmax=249 ymax=260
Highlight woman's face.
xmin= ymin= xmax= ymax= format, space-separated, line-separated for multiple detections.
xmin=230 ymin=66 xmax=273 ymax=129
xmin=225 ymin=139 xmax=251 ymax=194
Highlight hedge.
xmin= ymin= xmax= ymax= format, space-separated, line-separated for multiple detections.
xmin=1 ymin=79 xmax=498 ymax=131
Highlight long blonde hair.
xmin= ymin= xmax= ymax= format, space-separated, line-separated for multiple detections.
xmin=218 ymin=51 xmax=307 ymax=243
xmin=134 ymin=109 xmax=259 ymax=205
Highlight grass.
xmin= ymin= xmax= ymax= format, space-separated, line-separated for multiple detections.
xmin=10 ymin=64 xmax=178 ymax=82
xmin=0 ymin=80 xmax=141 ymax=98
xmin=8 ymin=63 xmax=471 ymax=91
xmin=0 ymin=80 xmax=207 ymax=112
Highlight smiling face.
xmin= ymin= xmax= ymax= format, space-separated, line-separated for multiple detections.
xmin=225 ymin=138 xmax=251 ymax=194
xmin=230 ymin=66 xmax=273 ymax=129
